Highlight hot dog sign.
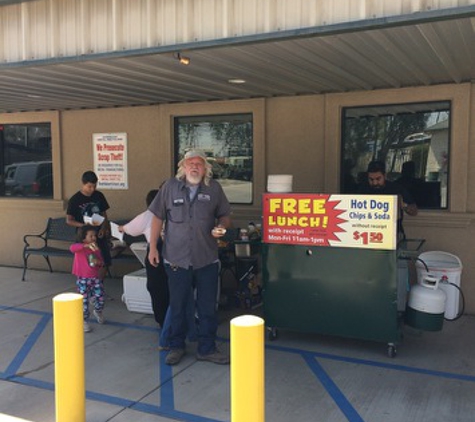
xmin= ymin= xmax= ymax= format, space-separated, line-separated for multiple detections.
xmin=262 ymin=194 xmax=397 ymax=250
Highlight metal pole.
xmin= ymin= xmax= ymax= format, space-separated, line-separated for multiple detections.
xmin=53 ymin=293 xmax=85 ymax=422
xmin=231 ymin=315 xmax=265 ymax=422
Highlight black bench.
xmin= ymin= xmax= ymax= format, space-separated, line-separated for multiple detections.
xmin=22 ymin=217 xmax=143 ymax=281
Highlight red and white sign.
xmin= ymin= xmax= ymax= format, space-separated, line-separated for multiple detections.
xmin=262 ymin=193 xmax=397 ymax=250
xmin=93 ymin=133 xmax=128 ymax=190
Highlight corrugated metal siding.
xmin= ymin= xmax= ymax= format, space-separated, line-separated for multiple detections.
xmin=0 ymin=15 xmax=474 ymax=112
xmin=1 ymin=0 xmax=475 ymax=63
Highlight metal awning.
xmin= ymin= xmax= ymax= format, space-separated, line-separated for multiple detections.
xmin=1 ymin=8 xmax=475 ymax=113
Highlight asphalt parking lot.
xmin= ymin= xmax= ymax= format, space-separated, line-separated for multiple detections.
xmin=1 ymin=266 xmax=475 ymax=422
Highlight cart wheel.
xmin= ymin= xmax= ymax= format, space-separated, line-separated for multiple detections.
xmin=268 ymin=327 xmax=278 ymax=341
xmin=387 ymin=344 xmax=397 ymax=358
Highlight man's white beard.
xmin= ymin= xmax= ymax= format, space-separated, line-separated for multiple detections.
xmin=186 ymin=173 xmax=202 ymax=185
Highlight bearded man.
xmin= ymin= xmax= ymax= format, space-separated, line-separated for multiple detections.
xmin=148 ymin=149 xmax=232 ymax=365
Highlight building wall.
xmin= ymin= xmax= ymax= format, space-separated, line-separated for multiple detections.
xmin=1 ymin=83 xmax=474 ymax=313
xmin=265 ymin=95 xmax=326 ymax=194
xmin=60 ymin=105 xmax=167 ymax=220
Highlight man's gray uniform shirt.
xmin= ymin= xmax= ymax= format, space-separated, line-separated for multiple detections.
xmin=149 ymin=178 xmax=231 ymax=270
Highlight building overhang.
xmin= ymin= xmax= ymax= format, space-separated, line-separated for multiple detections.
xmin=1 ymin=6 xmax=475 ymax=112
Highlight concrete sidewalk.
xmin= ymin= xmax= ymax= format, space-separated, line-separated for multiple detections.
xmin=1 ymin=266 xmax=475 ymax=422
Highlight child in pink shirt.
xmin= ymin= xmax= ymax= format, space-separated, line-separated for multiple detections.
xmin=70 ymin=226 xmax=105 ymax=332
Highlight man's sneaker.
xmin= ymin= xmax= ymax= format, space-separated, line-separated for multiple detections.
xmin=196 ymin=349 xmax=230 ymax=365
xmin=93 ymin=310 xmax=105 ymax=324
xmin=84 ymin=321 xmax=92 ymax=333
xmin=165 ymin=349 xmax=185 ymax=365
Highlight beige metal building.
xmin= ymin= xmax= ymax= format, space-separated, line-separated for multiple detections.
xmin=1 ymin=0 xmax=475 ymax=311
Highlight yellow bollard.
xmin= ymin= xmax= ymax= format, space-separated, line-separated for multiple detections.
xmin=231 ymin=315 xmax=265 ymax=422
xmin=53 ymin=293 xmax=85 ymax=422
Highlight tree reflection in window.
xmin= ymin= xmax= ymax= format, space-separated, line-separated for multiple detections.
xmin=175 ymin=114 xmax=253 ymax=204
xmin=341 ymin=102 xmax=450 ymax=209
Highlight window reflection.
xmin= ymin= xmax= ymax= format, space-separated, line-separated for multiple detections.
xmin=0 ymin=123 xmax=53 ymax=198
xmin=341 ymin=102 xmax=450 ymax=209
xmin=175 ymin=114 xmax=253 ymax=204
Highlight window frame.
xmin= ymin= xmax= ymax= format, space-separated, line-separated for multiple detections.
xmin=162 ymin=99 xmax=265 ymax=215
xmin=173 ymin=113 xmax=254 ymax=204
xmin=340 ymin=101 xmax=451 ymax=210
xmin=0 ymin=111 xmax=61 ymax=201
xmin=324 ymin=84 xmax=470 ymax=223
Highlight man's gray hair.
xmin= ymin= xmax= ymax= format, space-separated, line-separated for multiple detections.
xmin=176 ymin=156 xmax=213 ymax=186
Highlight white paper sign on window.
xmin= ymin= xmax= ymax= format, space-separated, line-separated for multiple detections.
xmin=93 ymin=133 xmax=128 ymax=190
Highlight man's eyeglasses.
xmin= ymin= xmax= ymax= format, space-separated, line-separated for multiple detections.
xmin=186 ymin=160 xmax=205 ymax=168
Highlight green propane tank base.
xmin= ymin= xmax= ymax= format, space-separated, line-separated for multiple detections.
xmin=405 ymin=307 xmax=444 ymax=331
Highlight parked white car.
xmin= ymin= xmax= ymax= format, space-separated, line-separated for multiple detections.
xmin=4 ymin=161 xmax=53 ymax=197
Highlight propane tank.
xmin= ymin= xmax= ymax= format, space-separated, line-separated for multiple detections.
xmin=405 ymin=275 xmax=446 ymax=331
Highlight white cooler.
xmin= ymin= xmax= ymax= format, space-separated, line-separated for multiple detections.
xmin=121 ymin=242 xmax=153 ymax=314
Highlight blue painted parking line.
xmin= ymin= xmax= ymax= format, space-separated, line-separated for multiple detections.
xmin=158 ymin=350 xmax=175 ymax=411
xmin=4 ymin=314 xmax=51 ymax=378
xmin=1 ymin=304 xmax=225 ymax=421
xmin=266 ymin=342 xmax=475 ymax=382
xmin=85 ymin=390 xmax=136 ymax=407
xmin=3 ymin=303 xmax=475 ymax=422
xmin=5 ymin=375 xmax=54 ymax=391
xmin=302 ymin=352 xmax=364 ymax=422
xmin=0 ymin=305 xmax=49 ymax=316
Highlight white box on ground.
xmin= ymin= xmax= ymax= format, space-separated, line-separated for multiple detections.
xmin=122 ymin=242 xmax=152 ymax=314
xmin=122 ymin=268 xmax=153 ymax=314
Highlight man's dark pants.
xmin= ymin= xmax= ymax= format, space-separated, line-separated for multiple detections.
xmin=165 ymin=262 xmax=219 ymax=355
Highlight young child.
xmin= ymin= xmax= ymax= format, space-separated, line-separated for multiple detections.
xmin=66 ymin=170 xmax=111 ymax=280
xmin=70 ymin=226 xmax=106 ymax=332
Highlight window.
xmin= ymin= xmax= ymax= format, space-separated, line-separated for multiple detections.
xmin=174 ymin=114 xmax=253 ymax=204
xmin=341 ymin=102 xmax=450 ymax=209
xmin=0 ymin=123 xmax=53 ymax=198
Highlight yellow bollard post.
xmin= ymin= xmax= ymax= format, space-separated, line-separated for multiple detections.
xmin=53 ymin=293 xmax=85 ymax=422
xmin=231 ymin=315 xmax=265 ymax=422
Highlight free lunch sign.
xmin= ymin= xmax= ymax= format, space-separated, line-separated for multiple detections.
xmin=262 ymin=193 xmax=398 ymax=250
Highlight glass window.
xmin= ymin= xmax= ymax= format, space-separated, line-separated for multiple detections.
xmin=0 ymin=123 xmax=53 ymax=198
xmin=341 ymin=102 xmax=450 ymax=209
xmin=174 ymin=114 xmax=253 ymax=204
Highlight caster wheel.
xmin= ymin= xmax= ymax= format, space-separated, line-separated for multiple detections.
xmin=387 ymin=344 xmax=397 ymax=358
